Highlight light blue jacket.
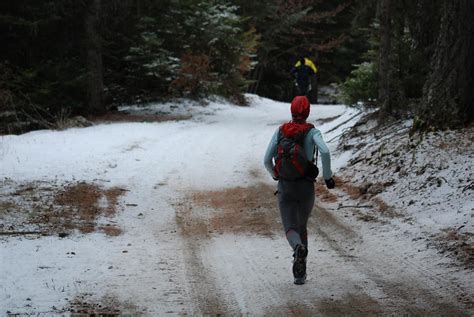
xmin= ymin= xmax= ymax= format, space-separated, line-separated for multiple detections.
xmin=263 ymin=127 xmax=333 ymax=180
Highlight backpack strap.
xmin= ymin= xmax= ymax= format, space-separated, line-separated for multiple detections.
xmin=306 ymin=125 xmax=318 ymax=163
xmin=303 ymin=125 xmax=318 ymax=163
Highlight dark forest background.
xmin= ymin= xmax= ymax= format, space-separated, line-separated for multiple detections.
xmin=0 ymin=0 xmax=473 ymax=133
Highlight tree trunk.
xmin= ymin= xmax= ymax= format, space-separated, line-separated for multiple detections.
xmin=377 ymin=0 xmax=392 ymax=118
xmin=84 ymin=0 xmax=105 ymax=115
xmin=136 ymin=0 xmax=142 ymax=17
xmin=420 ymin=0 xmax=474 ymax=128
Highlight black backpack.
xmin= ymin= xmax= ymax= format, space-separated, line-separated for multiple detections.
xmin=274 ymin=125 xmax=319 ymax=181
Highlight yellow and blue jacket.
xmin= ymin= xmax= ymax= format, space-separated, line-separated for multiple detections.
xmin=294 ymin=58 xmax=317 ymax=73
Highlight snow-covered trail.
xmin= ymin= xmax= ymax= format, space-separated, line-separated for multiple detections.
xmin=171 ymin=185 xmax=471 ymax=316
xmin=1 ymin=95 xmax=472 ymax=316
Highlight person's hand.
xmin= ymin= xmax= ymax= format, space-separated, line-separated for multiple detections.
xmin=325 ymin=178 xmax=335 ymax=189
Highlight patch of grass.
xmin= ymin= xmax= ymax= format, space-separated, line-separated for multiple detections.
xmin=356 ymin=213 xmax=379 ymax=223
xmin=315 ymin=181 xmax=338 ymax=203
xmin=55 ymin=182 xmax=102 ymax=221
xmin=52 ymin=182 xmax=126 ymax=234
xmin=103 ymin=187 xmax=128 ymax=214
xmin=68 ymin=294 xmax=142 ymax=316
xmin=335 ymin=176 xmax=364 ymax=200
xmin=371 ymin=197 xmax=402 ymax=218
xmin=0 ymin=181 xmax=126 ymax=236
xmin=98 ymin=225 xmax=123 ymax=237
xmin=176 ymin=183 xmax=279 ymax=237
xmin=334 ymin=176 xmax=402 ymax=220
xmin=437 ymin=228 xmax=474 ymax=269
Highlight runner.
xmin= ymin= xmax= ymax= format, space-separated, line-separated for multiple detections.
xmin=263 ymin=95 xmax=335 ymax=284
xmin=291 ymin=56 xmax=318 ymax=98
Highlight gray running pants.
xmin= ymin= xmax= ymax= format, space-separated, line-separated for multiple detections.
xmin=277 ymin=179 xmax=315 ymax=251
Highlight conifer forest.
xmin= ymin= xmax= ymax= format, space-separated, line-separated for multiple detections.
xmin=1 ymin=0 xmax=473 ymax=133
xmin=1 ymin=1 xmax=473 ymax=316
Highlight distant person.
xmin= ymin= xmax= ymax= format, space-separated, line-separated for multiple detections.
xmin=263 ymin=95 xmax=335 ymax=285
xmin=291 ymin=56 xmax=318 ymax=102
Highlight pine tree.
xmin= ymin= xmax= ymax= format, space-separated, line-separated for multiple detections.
xmin=420 ymin=0 xmax=474 ymax=128
xmin=124 ymin=0 xmax=258 ymax=102
xmin=377 ymin=0 xmax=393 ymax=118
xmin=84 ymin=0 xmax=105 ymax=115
xmin=0 ymin=1 xmax=87 ymax=131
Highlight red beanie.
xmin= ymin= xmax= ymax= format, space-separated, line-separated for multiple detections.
xmin=290 ymin=96 xmax=310 ymax=119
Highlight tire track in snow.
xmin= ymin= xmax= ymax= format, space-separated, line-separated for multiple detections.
xmin=180 ymin=238 xmax=237 ymax=315
xmin=312 ymin=203 xmax=471 ymax=316
xmin=173 ymin=183 xmax=376 ymax=316
xmin=174 ymin=198 xmax=240 ymax=315
xmin=170 ymin=176 xmax=471 ymax=315
xmin=173 ymin=184 xmax=321 ymax=315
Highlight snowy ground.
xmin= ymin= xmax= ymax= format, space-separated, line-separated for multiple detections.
xmin=336 ymin=113 xmax=473 ymax=266
xmin=0 ymin=95 xmax=472 ymax=316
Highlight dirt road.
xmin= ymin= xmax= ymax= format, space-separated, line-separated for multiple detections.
xmin=3 ymin=174 xmax=471 ymax=316
xmin=170 ymin=181 xmax=472 ymax=316
xmin=2 ymin=100 xmax=472 ymax=316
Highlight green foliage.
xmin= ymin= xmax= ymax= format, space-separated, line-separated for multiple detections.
xmin=8 ymin=0 xmax=450 ymax=132
xmin=0 ymin=0 xmax=262 ymax=133
xmin=178 ymin=1 xmax=248 ymax=98
xmin=121 ymin=1 xmax=258 ymax=102
xmin=0 ymin=1 xmax=87 ymax=132
xmin=124 ymin=16 xmax=177 ymax=100
xmin=340 ymin=62 xmax=377 ymax=106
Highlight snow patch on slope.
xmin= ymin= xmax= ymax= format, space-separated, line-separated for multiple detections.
xmin=338 ymin=114 xmax=473 ymax=263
